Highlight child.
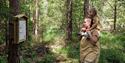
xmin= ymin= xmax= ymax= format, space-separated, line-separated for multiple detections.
xmin=81 ymin=17 xmax=92 ymax=32
xmin=79 ymin=17 xmax=92 ymax=37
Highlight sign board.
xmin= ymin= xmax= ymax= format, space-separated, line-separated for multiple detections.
xmin=19 ymin=18 xmax=26 ymax=42
xmin=13 ymin=14 xmax=28 ymax=44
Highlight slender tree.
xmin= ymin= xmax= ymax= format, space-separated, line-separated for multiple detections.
xmin=33 ymin=0 xmax=40 ymax=41
xmin=114 ymin=0 xmax=117 ymax=30
xmin=84 ymin=0 xmax=89 ymax=17
xmin=66 ymin=0 xmax=73 ymax=41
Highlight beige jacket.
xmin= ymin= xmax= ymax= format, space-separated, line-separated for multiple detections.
xmin=80 ymin=29 xmax=100 ymax=63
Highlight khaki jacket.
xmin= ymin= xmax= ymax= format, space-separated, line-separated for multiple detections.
xmin=80 ymin=29 xmax=100 ymax=63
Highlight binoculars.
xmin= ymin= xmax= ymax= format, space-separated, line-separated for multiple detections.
xmin=78 ymin=31 xmax=89 ymax=38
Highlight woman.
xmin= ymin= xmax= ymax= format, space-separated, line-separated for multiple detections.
xmin=80 ymin=8 xmax=101 ymax=63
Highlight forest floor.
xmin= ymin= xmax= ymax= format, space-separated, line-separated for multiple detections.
xmin=0 ymin=30 xmax=125 ymax=63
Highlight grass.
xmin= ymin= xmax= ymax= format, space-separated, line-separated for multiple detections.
xmin=99 ymin=31 xmax=125 ymax=63
xmin=0 ymin=31 xmax=125 ymax=63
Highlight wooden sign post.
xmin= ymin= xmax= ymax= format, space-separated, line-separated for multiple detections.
xmin=8 ymin=14 xmax=28 ymax=63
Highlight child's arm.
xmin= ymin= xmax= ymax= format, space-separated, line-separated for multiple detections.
xmin=80 ymin=21 xmax=86 ymax=32
xmin=81 ymin=27 xmax=86 ymax=32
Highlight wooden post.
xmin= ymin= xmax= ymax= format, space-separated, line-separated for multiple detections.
xmin=8 ymin=0 xmax=20 ymax=63
xmin=8 ymin=14 xmax=28 ymax=63
xmin=8 ymin=16 xmax=20 ymax=63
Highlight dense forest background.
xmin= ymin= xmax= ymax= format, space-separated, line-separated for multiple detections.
xmin=0 ymin=0 xmax=125 ymax=63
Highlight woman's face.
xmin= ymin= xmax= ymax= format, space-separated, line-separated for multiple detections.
xmin=88 ymin=8 xmax=96 ymax=17
xmin=88 ymin=10 xmax=94 ymax=16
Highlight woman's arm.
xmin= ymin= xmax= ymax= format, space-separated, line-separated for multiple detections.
xmin=87 ymin=30 xmax=99 ymax=45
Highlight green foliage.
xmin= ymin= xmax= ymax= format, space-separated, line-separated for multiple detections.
xmin=37 ymin=53 xmax=56 ymax=63
xmin=0 ymin=0 xmax=8 ymax=44
xmin=0 ymin=0 xmax=9 ymax=18
xmin=0 ymin=29 xmax=5 ymax=44
xmin=1 ymin=0 xmax=125 ymax=63
xmin=67 ymin=43 xmax=80 ymax=59
xmin=99 ymin=32 xmax=125 ymax=63
xmin=0 ymin=55 xmax=7 ymax=63
xmin=72 ymin=0 xmax=83 ymax=32
xmin=40 ymin=0 xmax=66 ymax=43
xmin=100 ymin=49 xmax=125 ymax=63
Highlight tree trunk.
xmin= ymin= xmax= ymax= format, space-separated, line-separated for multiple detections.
xmin=33 ymin=0 xmax=39 ymax=41
xmin=8 ymin=0 xmax=20 ymax=63
xmin=114 ymin=0 xmax=117 ymax=30
xmin=66 ymin=0 xmax=72 ymax=41
xmin=84 ymin=0 xmax=89 ymax=17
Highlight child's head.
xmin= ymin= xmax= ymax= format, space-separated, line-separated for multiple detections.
xmin=83 ymin=17 xmax=92 ymax=28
